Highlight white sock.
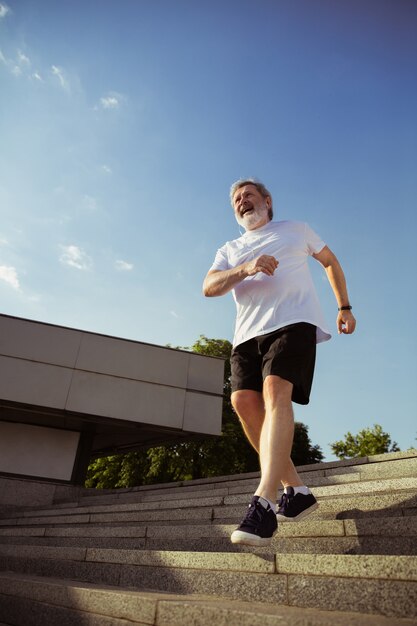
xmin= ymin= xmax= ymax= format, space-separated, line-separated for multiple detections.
xmin=291 ymin=486 xmax=311 ymax=496
xmin=258 ymin=496 xmax=276 ymax=511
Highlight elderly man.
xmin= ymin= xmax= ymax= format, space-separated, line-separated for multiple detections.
xmin=203 ymin=179 xmax=356 ymax=546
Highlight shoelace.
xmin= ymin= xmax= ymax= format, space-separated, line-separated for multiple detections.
xmin=241 ymin=501 xmax=268 ymax=530
xmin=278 ymin=492 xmax=292 ymax=511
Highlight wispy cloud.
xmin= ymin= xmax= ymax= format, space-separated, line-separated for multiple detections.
xmin=82 ymin=195 xmax=98 ymax=212
xmin=1 ymin=47 xmax=36 ymax=79
xmin=101 ymin=164 xmax=112 ymax=174
xmin=0 ymin=265 xmax=20 ymax=290
xmin=59 ymin=245 xmax=92 ymax=271
xmin=101 ymin=95 xmax=119 ymax=109
xmin=170 ymin=310 xmax=180 ymax=319
xmin=115 ymin=259 xmax=134 ymax=271
xmin=17 ymin=50 xmax=30 ymax=66
xmin=51 ymin=65 xmax=70 ymax=92
xmin=0 ymin=3 xmax=10 ymax=19
xmin=98 ymin=91 xmax=125 ymax=110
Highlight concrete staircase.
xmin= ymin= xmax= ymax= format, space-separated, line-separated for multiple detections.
xmin=0 ymin=450 xmax=416 ymax=625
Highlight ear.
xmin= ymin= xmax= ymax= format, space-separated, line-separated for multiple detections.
xmin=266 ymin=196 xmax=272 ymax=209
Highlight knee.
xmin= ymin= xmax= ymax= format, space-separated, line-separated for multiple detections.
xmin=231 ymin=390 xmax=262 ymax=420
xmin=263 ymin=375 xmax=293 ymax=406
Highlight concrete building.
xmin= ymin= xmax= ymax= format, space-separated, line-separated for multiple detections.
xmin=0 ymin=314 xmax=224 ymax=485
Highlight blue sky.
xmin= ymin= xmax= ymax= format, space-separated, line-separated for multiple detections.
xmin=1 ymin=0 xmax=416 ymax=460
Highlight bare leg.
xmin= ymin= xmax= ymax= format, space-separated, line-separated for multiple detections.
xmin=231 ymin=386 xmax=303 ymax=492
xmin=231 ymin=389 xmax=264 ymax=451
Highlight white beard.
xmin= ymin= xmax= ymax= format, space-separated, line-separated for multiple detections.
xmin=236 ymin=205 xmax=269 ymax=231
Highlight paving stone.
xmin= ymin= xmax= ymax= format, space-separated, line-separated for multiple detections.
xmin=89 ymin=507 xmax=212 ymax=524
xmin=0 ymin=527 xmax=46 ymax=536
xmin=146 ymin=523 xmax=233 ymax=539
xmin=86 ymin=548 xmax=275 ymax=573
xmin=276 ymin=554 xmax=417 ymax=581
xmin=0 ymin=544 xmax=87 ymax=562
xmin=329 ymin=457 xmax=417 ymax=480
xmin=344 ymin=517 xmax=417 ymax=537
xmin=312 ymin=477 xmax=417 ymax=497
xmin=156 ymin=597 xmax=417 ymax=626
xmin=288 ymin=575 xmax=417 ymax=619
xmin=0 ymin=554 xmax=122 ymax=586
xmin=0 ymin=573 xmax=157 ymax=623
xmin=14 ymin=514 xmax=90 ymax=526
xmin=45 ymin=525 xmax=147 ymax=538
xmin=119 ymin=565 xmax=288 ymax=604
xmin=0 ymin=593 xmax=146 ymax=626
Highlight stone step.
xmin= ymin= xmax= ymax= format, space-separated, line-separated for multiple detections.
xmin=0 ymin=517 xmax=416 ymax=555
xmin=0 ymin=490 xmax=415 ymax=530
xmin=0 ymin=531 xmax=415 ymax=556
xmin=58 ymin=455 xmax=417 ymax=510
xmin=72 ymin=451 xmax=417 ymax=501
xmin=0 ymin=477 xmax=415 ymax=529
xmin=0 ymin=546 xmax=416 ymax=618
xmin=0 ymin=572 xmax=415 ymax=626
xmin=5 ymin=453 xmax=410 ymax=515
xmin=215 ymin=490 xmax=417 ymax=522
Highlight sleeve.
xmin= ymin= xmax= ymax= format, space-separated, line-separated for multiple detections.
xmin=208 ymin=245 xmax=230 ymax=272
xmin=304 ymin=222 xmax=326 ymax=255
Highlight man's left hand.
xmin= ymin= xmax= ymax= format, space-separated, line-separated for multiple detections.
xmin=337 ymin=310 xmax=356 ymax=335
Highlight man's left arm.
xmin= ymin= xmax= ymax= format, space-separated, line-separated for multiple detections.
xmin=313 ymin=245 xmax=356 ymax=335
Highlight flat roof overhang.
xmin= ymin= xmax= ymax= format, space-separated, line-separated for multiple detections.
xmin=0 ymin=314 xmax=225 ymax=483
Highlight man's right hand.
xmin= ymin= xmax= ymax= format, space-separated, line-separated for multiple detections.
xmin=203 ymin=255 xmax=279 ymax=297
xmin=245 ymin=255 xmax=279 ymax=277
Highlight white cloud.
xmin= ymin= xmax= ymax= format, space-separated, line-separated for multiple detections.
xmin=17 ymin=50 xmax=30 ymax=66
xmin=98 ymin=92 xmax=125 ymax=110
xmin=101 ymin=164 xmax=112 ymax=174
xmin=101 ymin=95 xmax=119 ymax=109
xmin=59 ymin=245 xmax=92 ymax=270
xmin=0 ymin=48 xmax=33 ymax=78
xmin=51 ymin=65 xmax=70 ymax=91
xmin=170 ymin=310 xmax=179 ymax=319
xmin=0 ymin=265 xmax=20 ymax=290
xmin=115 ymin=260 xmax=133 ymax=271
xmin=32 ymin=71 xmax=43 ymax=82
xmin=82 ymin=195 xmax=98 ymax=211
xmin=0 ymin=3 xmax=10 ymax=19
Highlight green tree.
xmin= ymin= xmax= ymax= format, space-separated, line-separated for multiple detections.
xmin=292 ymin=422 xmax=324 ymax=465
xmin=85 ymin=335 xmax=324 ymax=488
xmin=330 ymin=423 xmax=400 ymax=460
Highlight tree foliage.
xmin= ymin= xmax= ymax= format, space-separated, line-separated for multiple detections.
xmin=330 ymin=423 xmax=400 ymax=460
xmin=85 ymin=335 xmax=323 ymax=489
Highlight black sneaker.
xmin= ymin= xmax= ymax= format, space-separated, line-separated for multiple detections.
xmin=276 ymin=487 xmax=318 ymax=522
xmin=231 ymin=496 xmax=278 ymax=546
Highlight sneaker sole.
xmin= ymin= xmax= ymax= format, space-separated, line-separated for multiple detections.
xmin=276 ymin=501 xmax=319 ymax=522
xmin=230 ymin=529 xmax=274 ymax=547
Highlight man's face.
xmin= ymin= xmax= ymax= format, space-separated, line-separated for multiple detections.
xmin=232 ymin=184 xmax=271 ymax=231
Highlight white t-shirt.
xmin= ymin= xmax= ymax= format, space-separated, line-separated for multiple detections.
xmin=209 ymin=220 xmax=331 ymax=347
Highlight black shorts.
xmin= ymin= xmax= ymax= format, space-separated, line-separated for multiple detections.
xmin=230 ymin=323 xmax=317 ymax=405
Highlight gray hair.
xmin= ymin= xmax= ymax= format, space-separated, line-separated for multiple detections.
xmin=229 ymin=178 xmax=273 ymax=220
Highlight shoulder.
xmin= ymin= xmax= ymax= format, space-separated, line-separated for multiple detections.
xmin=272 ymin=220 xmax=307 ymax=235
xmin=270 ymin=219 xmax=305 ymax=230
xmin=218 ymin=234 xmax=245 ymax=252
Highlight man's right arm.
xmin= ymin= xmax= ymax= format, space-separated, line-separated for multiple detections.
xmin=202 ymin=255 xmax=279 ymax=297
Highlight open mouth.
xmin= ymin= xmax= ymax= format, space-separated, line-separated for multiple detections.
xmin=241 ymin=205 xmax=254 ymax=217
